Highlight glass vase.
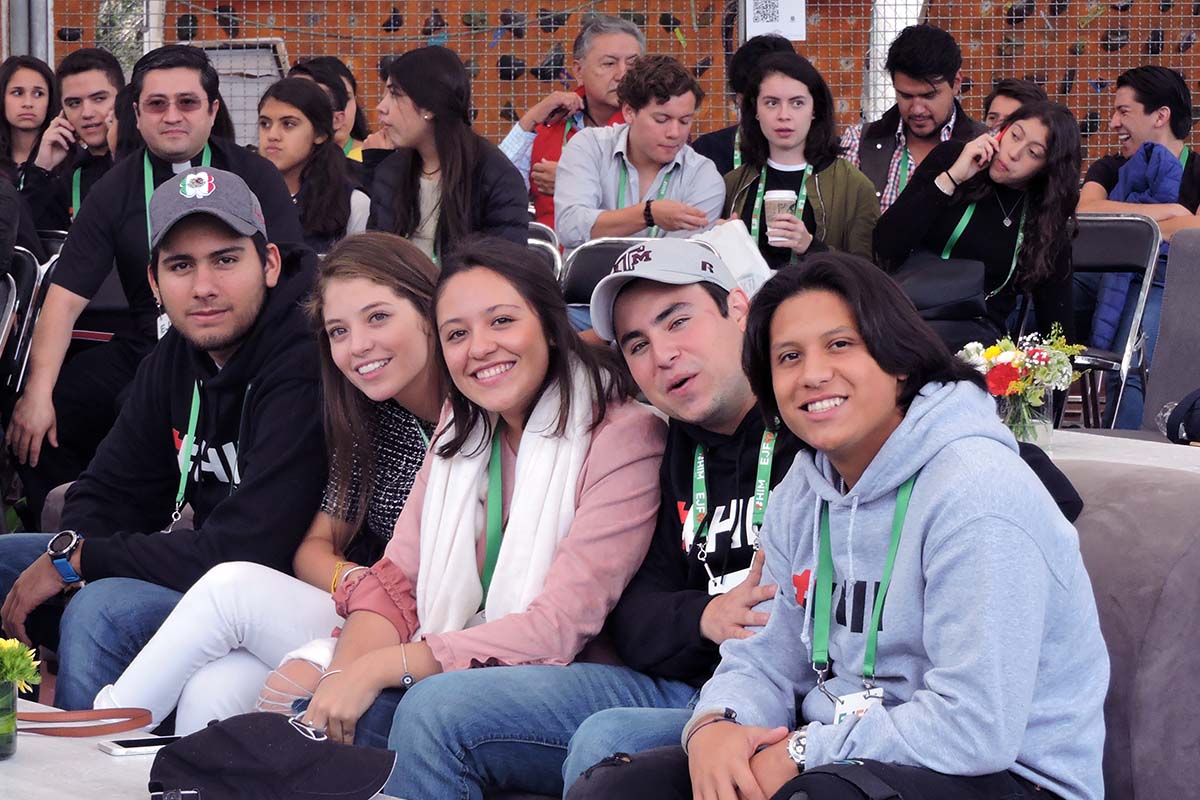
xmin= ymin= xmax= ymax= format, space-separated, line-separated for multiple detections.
xmin=1000 ymin=395 xmax=1054 ymax=451
xmin=0 ymin=680 xmax=16 ymax=760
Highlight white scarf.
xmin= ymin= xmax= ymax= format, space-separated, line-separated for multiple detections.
xmin=415 ymin=361 xmax=595 ymax=636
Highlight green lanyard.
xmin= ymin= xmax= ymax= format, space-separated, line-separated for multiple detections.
xmin=897 ymin=146 xmax=911 ymax=193
xmin=144 ymin=143 xmax=212 ymax=249
xmin=418 ymin=425 xmax=431 ymax=449
xmin=481 ymin=425 xmax=505 ymax=603
xmin=70 ymin=167 xmax=82 ymax=221
xmin=617 ymin=159 xmax=674 ymax=237
xmin=940 ymin=200 xmax=1027 ymax=298
xmin=561 ymin=115 xmax=575 ymax=148
xmin=733 ymin=128 xmax=742 ymax=169
xmin=691 ymin=430 xmax=777 ymax=554
xmin=166 ymin=382 xmax=202 ymax=532
xmin=343 ymin=139 xmax=354 ymax=157
xmin=813 ymin=473 xmax=917 ymax=687
xmin=748 ymin=164 xmax=810 ymax=243
xmin=1180 ymin=145 xmax=1191 ymax=169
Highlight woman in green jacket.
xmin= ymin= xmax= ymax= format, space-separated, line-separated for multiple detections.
xmin=723 ymin=52 xmax=879 ymax=267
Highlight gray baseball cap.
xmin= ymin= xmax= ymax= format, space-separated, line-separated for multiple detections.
xmin=149 ymin=166 xmax=268 ymax=249
xmin=590 ymin=239 xmax=739 ymax=342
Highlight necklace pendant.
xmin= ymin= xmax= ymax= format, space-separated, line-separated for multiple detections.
xmin=1002 ymin=217 xmax=1013 ymax=227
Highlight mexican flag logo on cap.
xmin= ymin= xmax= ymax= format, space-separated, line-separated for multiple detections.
xmin=180 ymin=171 xmax=215 ymax=199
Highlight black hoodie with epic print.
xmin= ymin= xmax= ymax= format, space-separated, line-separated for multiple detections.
xmin=67 ymin=244 xmax=327 ymax=592
xmin=606 ymin=411 xmax=802 ymax=686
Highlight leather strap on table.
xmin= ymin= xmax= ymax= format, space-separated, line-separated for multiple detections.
xmin=17 ymin=707 xmax=152 ymax=737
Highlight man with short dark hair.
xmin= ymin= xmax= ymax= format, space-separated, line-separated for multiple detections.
xmin=0 ymin=167 xmax=325 ymax=710
xmin=983 ymin=78 xmax=1048 ymax=133
xmin=1076 ymin=65 xmax=1199 ymax=428
xmin=7 ymin=44 xmax=303 ymax=528
xmin=692 ymin=33 xmax=796 ymax=175
xmin=499 ymin=15 xmax=645 ymax=229
xmin=20 ymin=47 xmax=124 ymax=230
xmin=555 ymin=54 xmax=724 ymax=249
xmin=840 ymin=24 xmax=984 ymax=211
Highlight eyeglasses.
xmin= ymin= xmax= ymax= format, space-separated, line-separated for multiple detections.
xmin=139 ymin=96 xmax=206 ymax=114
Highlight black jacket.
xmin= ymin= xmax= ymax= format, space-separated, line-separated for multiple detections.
xmin=19 ymin=149 xmax=114 ymax=232
xmin=51 ymin=138 xmax=304 ymax=347
xmin=67 ymin=244 xmax=327 ymax=592
xmin=0 ymin=176 xmax=46 ymax=269
xmin=365 ymin=136 xmax=529 ymax=252
xmin=607 ymin=412 xmax=803 ymax=685
xmin=692 ymin=124 xmax=739 ymax=178
xmin=856 ymin=101 xmax=986 ymax=199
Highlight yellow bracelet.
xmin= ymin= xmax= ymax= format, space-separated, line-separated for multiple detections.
xmin=330 ymin=560 xmax=346 ymax=594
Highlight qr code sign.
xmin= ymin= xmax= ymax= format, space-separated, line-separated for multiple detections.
xmin=753 ymin=0 xmax=780 ymax=24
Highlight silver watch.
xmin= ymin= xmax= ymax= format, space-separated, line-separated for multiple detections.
xmin=785 ymin=726 xmax=808 ymax=772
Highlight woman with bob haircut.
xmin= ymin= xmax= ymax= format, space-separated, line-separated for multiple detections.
xmin=366 ymin=46 xmax=529 ymax=258
xmin=284 ymin=235 xmax=664 ymax=753
xmin=567 ymin=252 xmax=1107 ymax=800
xmin=95 ymin=233 xmax=443 ymax=733
xmin=874 ymin=100 xmax=1082 ymax=346
xmin=724 ymin=52 xmax=879 ymax=267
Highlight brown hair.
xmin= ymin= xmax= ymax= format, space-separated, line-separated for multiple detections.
xmin=306 ymin=232 xmax=441 ymax=547
xmin=617 ymin=54 xmax=704 ymax=111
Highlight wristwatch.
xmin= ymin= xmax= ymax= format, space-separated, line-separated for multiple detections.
xmin=46 ymin=530 xmax=84 ymax=584
xmin=786 ymin=726 xmax=809 ymax=773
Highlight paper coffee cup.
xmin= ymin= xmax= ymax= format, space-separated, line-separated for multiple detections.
xmin=763 ymin=190 xmax=797 ymax=243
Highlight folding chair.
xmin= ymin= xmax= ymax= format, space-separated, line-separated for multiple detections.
xmin=527 ymin=238 xmax=563 ymax=279
xmin=37 ymin=229 xmax=69 ymax=258
xmin=1140 ymin=227 xmax=1200 ymax=432
xmin=1071 ymin=213 xmax=1161 ymax=429
xmin=0 ymin=273 xmax=18 ymax=358
xmin=1 ymin=247 xmax=54 ymax=393
xmin=560 ymin=237 xmax=721 ymax=306
xmin=528 ymin=221 xmax=559 ymax=251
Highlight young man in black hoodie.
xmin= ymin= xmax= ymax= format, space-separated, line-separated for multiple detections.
xmin=7 ymin=44 xmax=303 ymax=528
xmin=378 ymin=239 xmax=802 ymax=799
xmin=0 ymin=167 xmax=325 ymax=711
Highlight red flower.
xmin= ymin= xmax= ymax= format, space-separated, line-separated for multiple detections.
xmin=986 ymin=363 xmax=1022 ymax=396
xmin=1025 ymin=347 xmax=1051 ymax=365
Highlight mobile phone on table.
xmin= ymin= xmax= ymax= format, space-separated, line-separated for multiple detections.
xmin=97 ymin=735 xmax=182 ymax=756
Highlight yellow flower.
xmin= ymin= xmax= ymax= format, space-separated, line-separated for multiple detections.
xmin=983 ymin=345 xmax=1002 ymax=360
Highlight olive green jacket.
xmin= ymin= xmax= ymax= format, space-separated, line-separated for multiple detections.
xmin=723 ymin=158 xmax=880 ymax=261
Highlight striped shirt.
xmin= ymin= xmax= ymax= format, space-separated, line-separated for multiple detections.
xmin=840 ymin=108 xmax=958 ymax=212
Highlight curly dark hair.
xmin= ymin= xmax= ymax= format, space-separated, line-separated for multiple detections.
xmin=617 ymin=54 xmax=704 ymax=111
xmin=958 ymin=100 xmax=1081 ymax=289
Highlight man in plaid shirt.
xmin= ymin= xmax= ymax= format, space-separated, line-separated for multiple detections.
xmin=840 ymin=24 xmax=985 ymax=212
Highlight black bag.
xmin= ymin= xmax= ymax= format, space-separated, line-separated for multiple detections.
xmin=890 ymin=250 xmax=1001 ymax=352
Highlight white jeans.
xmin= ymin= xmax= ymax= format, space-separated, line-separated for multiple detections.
xmin=93 ymin=561 xmax=343 ymax=734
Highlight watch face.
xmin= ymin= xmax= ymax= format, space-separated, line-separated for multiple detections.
xmin=47 ymin=530 xmax=76 ymax=557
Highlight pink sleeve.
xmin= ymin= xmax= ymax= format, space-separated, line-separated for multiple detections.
xmin=334 ymin=425 xmax=436 ymax=636
xmin=424 ymin=400 xmax=666 ymax=671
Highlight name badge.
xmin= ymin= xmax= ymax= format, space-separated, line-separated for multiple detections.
xmin=833 ymin=687 xmax=883 ymax=724
xmin=708 ymin=566 xmax=750 ymax=596
xmin=156 ymin=312 xmax=172 ymax=340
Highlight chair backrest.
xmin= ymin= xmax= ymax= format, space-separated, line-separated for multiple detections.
xmin=0 ymin=273 xmax=18 ymax=359
xmin=1141 ymin=227 xmax=1200 ymax=430
xmin=37 ymin=229 xmax=69 ymax=257
xmin=0 ymin=247 xmax=44 ymax=390
xmin=7 ymin=253 xmax=59 ymax=393
xmin=1072 ymin=213 xmax=1161 ymax=275
xmin=527 ymin=239 xmax=563 ymax=279
xmin=528 ymin=221 xmax=559 ymax=250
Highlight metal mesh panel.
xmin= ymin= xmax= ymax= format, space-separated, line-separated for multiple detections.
xmin=43 ymin=1 xmax=1199 ymax=165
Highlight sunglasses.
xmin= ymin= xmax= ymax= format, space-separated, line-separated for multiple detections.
xmin=139 ymin=96 xmax=207 ymax=114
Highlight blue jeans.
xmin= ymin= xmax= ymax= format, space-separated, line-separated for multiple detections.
xmin=382 ymin=662 xmax=696 ymax=800
xmin=294 ymin=687 xmax=408 ymax=750
xmin=1105 ymin=279 xmax=1164 ymax=429
xmin=0 ymin=533 xmax=182 ymax=709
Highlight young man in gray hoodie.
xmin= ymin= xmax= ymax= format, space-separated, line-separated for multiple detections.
xmin=571 ymin=254 xmax=1108 ymax=800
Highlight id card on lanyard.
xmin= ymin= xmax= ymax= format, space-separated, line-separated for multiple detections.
xmin=149 ymin=144 xmax=212 ymax=339
xmin=691 ymin=430 xmax=777 ymax=594
xmin=811 ymin=473 xmax=918 ymax=721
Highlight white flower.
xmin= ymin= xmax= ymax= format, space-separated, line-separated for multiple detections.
xmin=994 ymin=350 xmax=1019 ymax=365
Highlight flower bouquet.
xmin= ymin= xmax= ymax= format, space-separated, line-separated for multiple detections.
xmin=0 ymin=638 xmax=41 ymax=759
xmin=958 ymin=325 xmax=1084 ymax=447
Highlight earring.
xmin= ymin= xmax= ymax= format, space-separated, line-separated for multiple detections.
xmin=423 ymin=114 xmax=432 ymax=120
